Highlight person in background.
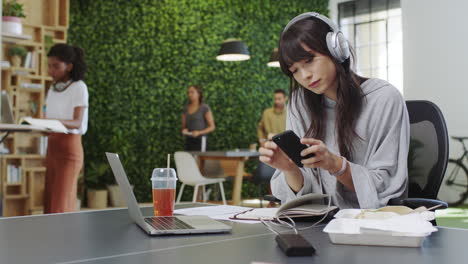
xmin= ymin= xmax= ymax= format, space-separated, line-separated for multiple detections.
xmin=44 ymin=43 xmax=89 ymax=213
xmin=257 ymin=89 xmax=288 ymax=147
xmin=259 ymin=12 xmax=409 ymax=209
xmin=181 ymin=85 xmax=215 ymax=151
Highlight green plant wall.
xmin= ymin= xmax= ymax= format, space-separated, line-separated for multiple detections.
xmin=69 ymin=0 xmax=328 ymax=201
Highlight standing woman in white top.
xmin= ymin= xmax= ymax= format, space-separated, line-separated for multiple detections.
xmin=44 ymin=44 xmax=89 ymax=213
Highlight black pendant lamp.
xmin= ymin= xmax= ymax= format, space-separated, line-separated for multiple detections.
xmin=216 ymin=39 xmax=250 ymax=61
xmin=267 ymin=48 xmax=280 ymax=67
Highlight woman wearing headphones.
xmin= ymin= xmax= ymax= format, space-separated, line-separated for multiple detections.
xmin=44 ymin=44 xmax=88 ymax=213
xmin=259 ymin=13 xmax=409 ymax=209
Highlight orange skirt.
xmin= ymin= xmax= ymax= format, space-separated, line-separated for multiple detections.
xmin=44 ymin=133 xmax=83 ymax=214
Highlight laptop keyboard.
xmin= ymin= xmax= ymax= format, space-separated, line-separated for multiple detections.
xmin=145 ymin=217 xmax=195 ymax=230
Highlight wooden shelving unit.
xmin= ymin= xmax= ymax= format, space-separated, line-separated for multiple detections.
xmin=1 ymin=0 xmax=69 ymax=217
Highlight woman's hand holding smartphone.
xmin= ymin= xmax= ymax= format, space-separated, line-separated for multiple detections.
xmin=299 ymin=137 xmax=343 ymax=173
xmin=258 ymin=130 xmax=309 ymax=193
xmin=258 ymin=140 xmax=299 ymax=173
xmin=272 ymin=130 xmax=315 ymax=168
xmin=260 ymin=130 xmax=342 ymax=173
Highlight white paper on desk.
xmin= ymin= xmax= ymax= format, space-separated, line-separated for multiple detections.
xmin=233 ymin=208 xmax=279 ymax=220
xmin=174 ymin=205 xmax=261 ymax=224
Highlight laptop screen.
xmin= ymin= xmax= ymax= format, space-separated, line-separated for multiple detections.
xmin=106 ymin=152 xmax=151 ymax=232
xmin=1 ymin=91 xmax=15 ymax=124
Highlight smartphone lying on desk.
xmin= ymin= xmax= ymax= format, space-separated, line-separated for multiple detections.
xmin=272 ymin=130 xmax=314 ymax=168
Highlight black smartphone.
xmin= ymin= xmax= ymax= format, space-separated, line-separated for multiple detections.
xmin=272 ymin=130 xmax=314 ymax=168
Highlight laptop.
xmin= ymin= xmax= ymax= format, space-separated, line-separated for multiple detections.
xmin=1 ymin=91 xmax=14 ymax=124
xmin=106 ymin=152 xmax=232 ymax=235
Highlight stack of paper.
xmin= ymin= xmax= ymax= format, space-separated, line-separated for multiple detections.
xmin=174 ymin=205 xmax=261 ymax=224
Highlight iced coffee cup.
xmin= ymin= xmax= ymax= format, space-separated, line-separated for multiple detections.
xmin=151 ymin=168 xmax=177 ymax=216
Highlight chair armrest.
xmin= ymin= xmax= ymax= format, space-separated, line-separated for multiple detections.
xmin=388 ymin=198 xmax=448 ymax=210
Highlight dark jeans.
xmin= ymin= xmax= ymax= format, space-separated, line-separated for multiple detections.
xmin=185 ymin=136 xmax=207 ymax=151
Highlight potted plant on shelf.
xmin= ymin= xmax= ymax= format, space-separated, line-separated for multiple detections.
xmin=85 ymin=161 xmax=110 ymax=209
xmin=2 ymin=0 xmax=26 ymax=35
xmin=8 ymin=45 xmax=27 ymax=67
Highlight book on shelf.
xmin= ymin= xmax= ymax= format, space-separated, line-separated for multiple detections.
xmin=1 ymin=32 xmax=32 ymax=41
xmin=22 ymin=51 xmax=37 ymax=69
xmin=7 ymin=164 xmax=22 ymax=183
xmin=20 ymin=83 xmax=44 ymax=89
xmin=30 ymin=51 xmax=36 ymax=69
xmin=38 ymin=136 xmax=48 ymax=155
xmin=12 ymin=69 xmax=28 ymax=76
xmin=23 ymin=52 xmax=32 ymax=68
xmin=0 ymin=60 xmax=11 ymax=68
xmin=19 ymin=117 xmax=68 ymax=134
xmin=230 ymin=193 xmax=338 ymax=221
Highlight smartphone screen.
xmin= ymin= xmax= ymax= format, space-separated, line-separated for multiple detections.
xmin=272 ymin=130 xmax=315 ymax=168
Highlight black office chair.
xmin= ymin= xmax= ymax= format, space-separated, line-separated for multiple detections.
xmin=388 ymin=100 xmax=449 ymax=213
xmin=251 ymin=161 xmax=276 ymax=207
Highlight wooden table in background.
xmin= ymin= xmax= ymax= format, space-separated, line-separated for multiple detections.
xmin=191 ymin=150 xmax=260 ymax=205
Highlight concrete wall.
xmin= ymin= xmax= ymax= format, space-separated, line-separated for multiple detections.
xmin=329 ymin=0 xmax=468 ymax=155
xmin=401 ymin=0 xmax=468 ymax=156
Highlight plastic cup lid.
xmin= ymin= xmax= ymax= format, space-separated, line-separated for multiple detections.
xmin=151 ymin=178 xmax=177 ymax=181
xmin=151 ymin=168 xmax=178 ymax=180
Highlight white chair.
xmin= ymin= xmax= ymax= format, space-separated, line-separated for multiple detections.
xmin=174 ymin=151 xmax=227 ymax=205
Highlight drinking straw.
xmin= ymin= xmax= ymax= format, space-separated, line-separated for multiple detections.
xmin=166 ymin=154 xmax=170 ymax=188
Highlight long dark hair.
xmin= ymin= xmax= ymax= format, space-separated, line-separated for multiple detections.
xmin=278 ymin=17 xmax=365 ymax=160
xmin=47 ymin=43 xmax=87 ymax=81
xmin=189 ymin=85 xmax=203 ymax=104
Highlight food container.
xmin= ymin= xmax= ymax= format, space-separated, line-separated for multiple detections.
xmin=323 ymin=218 xmax=431 ymax=247
xmin=323 ymin=208 xmax=437 ymax=247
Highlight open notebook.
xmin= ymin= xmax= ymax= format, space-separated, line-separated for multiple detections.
xmin=231 ymin=193 xmax=338 ymax=221
xmin=19 ymin=117 xmax=68 ymax=133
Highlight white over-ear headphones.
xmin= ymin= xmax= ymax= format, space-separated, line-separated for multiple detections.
xmin=52 ymin=79 xmax=73 ymax=92
xmin=283 ymin=12 xmax=350 ymax=63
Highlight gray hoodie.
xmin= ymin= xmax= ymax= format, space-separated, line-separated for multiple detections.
xmin=271 ymin=78 xmax=409 ymax=209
